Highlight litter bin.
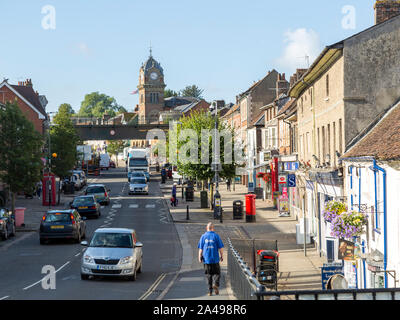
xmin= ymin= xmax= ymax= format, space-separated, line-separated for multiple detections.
xmin=185 ymin=186 xmax=194 ymax=202
xmin=245 ymin=193 xmax=256 ymax=222
xmin=200 ymin=191 xmax=208 ymax=208
xmin=15 ymin=207 xmax=25 ymax=227
xmin=254 ymin=187 xmax=263 ymax=199
xmin=256 ymin=250 xmax=279 ymax=289
xmin=233 ymin=200 xmax=243 ymax=220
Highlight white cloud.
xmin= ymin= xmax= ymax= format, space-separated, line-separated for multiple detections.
xmin=73 ymin=42 xmax=92 ymax=56
xmin=276 ymin=28 xmax=322 ymax=73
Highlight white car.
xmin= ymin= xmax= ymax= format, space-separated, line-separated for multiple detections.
xmin=129 ymin=177 xmax=149 ymax=195
xmin=80 ymin=228 xmax=143 ymax=281
xmin=71 ymin=173 xmax=83 ymax=190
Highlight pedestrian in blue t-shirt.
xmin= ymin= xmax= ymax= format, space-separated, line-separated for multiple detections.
xmin=198 ymin=222 xmax=224 ymax=296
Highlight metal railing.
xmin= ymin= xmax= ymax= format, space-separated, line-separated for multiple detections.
xmin=71 ymin=116 xmax=163 ymax=126
xmin=227 ymin=238 xmax=267 ymax=300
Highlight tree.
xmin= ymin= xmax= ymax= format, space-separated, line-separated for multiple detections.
xmin=180 ymin=85 xmax=204 ymax=99
xmin=167 ymin=110 xmax=241 ymax=186
xmin=50 ymin=104 xmax=80 ymax=178
xmin=78 ymin=92 xmax=124 ymax=118
xmin=164 ymin=89 xmax=179 ymax=98
xmin=107 ymin=140 xmax=128 ymax=157
xmin=0 ymin=101 xmax=44 ymax=213
xmin=58 ymin=103 xmax=75 ymax=115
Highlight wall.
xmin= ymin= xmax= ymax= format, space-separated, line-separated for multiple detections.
xmin=344 ymin=16 xmax=400 ymax=149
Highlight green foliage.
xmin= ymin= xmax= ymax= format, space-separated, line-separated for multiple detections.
xmin=164 ymin=89 xmax=179 ymax=98
xmin=78 ymin=92 xmax=125 ymax=118
xmin=58 ymin=103 xmax=75 ymax=115
xmin=168 ymin=111 xmax=240 ymax=181
xmin=107 ymin=140 xmax=128 ymax=156
xmin=0 ymin=101 xmax=44 ymax=206
xmin=50 ymin=104 xmax=80 ymax=178
xmin=180 ymin=85 xmax=204 ymax=99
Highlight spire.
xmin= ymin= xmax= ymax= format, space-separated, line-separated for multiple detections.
xmin=149 ymin=42 xmax=153 ymax=58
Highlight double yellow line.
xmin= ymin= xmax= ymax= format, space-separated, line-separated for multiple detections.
xmin=139 ymin=273 xmax=166 ymax=300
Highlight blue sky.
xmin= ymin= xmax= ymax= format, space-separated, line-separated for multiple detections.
xmin=0 ymin=0 xmax=375 ymax=113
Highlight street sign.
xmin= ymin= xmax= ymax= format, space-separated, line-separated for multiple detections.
xmin=278 ymin=174 xmax=287 ymax=185
xmin=288 ymin=174 xmax=296 ymax=187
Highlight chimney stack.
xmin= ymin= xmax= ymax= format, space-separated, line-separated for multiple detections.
xmin=276 ymin=73 xmax=290 ymax=98
xmin=375 ymin=0 xmax=400 ymax=25
xmin=23 ymin=79 xmax=33 ymax=87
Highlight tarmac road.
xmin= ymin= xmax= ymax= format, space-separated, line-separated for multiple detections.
xmin=0 ymin=168 xmax=182 ymax=300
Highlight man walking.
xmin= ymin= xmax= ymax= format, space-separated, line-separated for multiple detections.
xmin=198 ymin=222 xmax=224 ymax=296
xmin=171 ymin=182 xmax=178 ymax=207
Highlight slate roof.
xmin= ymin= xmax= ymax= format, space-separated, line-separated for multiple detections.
xmin=142 ymin=55 xmax=164 ymax=74
xmin=10 ymin=84 xmax=47 ymax=118
xmin=342 ymin=100 xmax=400 ymax=161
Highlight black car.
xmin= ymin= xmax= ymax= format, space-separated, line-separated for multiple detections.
xmin=0 ymin=208 xmax=16 ymax=241
xmin=39 ymin=209 xmax=86 ymax=245
xmin=70 ymin=195 xmax=101 ymax=219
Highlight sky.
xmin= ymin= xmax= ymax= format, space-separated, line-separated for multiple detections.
xmin=0 ymin=0 xmax=376 ymax=113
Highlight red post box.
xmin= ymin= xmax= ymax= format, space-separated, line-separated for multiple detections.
xmin=245 ymin=194 xmax=257 ymax=223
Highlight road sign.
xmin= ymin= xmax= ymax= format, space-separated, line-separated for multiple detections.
xmin=288 ymin=174 xmax=296 ymax=187
xmin=278 ymin=174 xmax=287 ymax=185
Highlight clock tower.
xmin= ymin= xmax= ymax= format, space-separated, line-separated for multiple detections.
xmin=137 ymin=50 xmax=166 ymax=124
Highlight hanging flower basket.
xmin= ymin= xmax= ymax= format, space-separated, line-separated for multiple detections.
xmin=323 ymin=201 xmax=368 ymax=239
xmin=262 ymin=173 xmax=271 ymax=183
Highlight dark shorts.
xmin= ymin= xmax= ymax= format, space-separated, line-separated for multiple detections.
xmin=204 ymin=263 xmax=221 ymax=275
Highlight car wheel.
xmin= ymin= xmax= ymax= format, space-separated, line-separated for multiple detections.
xmin=137 ymin=261 xmax=142 ymax=274
xmin=81 ymin=274 xmax=89 ymax=280
xmin=40 ymin=238 xmax=46 ymax=245
xmin=2 ymin=228 xmax=8 ymax=241
xmin=128 ymin=264 xmax=137 ymax=281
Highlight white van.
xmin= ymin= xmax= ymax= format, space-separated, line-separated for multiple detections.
xmin=100 ymin=153 xmax=111 ymax=170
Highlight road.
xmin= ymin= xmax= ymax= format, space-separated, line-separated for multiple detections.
xmin=0 ymin=168 xmax=183 ymax=300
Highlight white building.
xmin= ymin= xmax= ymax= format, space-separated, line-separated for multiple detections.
xmin=341 ymin=100 xmax=400 ymax=289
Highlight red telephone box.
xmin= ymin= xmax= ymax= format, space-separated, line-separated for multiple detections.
xmin=43 ymin=173 xmax=56 ymax=206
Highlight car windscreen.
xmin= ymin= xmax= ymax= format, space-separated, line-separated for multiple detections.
xmin=129 ymin=158 xmax=148 ymax=166
xmin=89 ymin=232 xmax=133 ymax=248
xmin=86 ymin=186 xmax=105 ymax=194
xmin=45 ymin=213 xmax=71 ymax=223
xmin=73 ymin=197 xmax=94 ymax=206
xmin=131 ymin=178 xmax=146 ymax=184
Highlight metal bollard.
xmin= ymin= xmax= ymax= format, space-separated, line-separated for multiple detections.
xmin=186 ymin=205 xmax=190 ymax=220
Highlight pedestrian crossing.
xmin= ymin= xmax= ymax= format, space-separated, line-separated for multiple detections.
xmin=109 ymin=203 xmax=158 ymax=209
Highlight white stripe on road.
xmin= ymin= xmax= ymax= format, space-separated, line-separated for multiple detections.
xmin=146 ymin=204 xmax=155 ymax=208
xmin=23 ymin=261 xmax=71 ymax=291
xmin=129 ymin=204 xmax=139 ymax=208
xmin=112 ymin=204 xmax=122 ymax=209
xmin=139 ymin=273 xmax=166 ymax=300
xmin=0 ymin=296 xmax=10 ymax=300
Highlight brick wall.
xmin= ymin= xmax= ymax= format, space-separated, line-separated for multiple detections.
xmin=375 ymin=0 xmax=400 ymax=24
xmin=1 ymin=85 xmax=44 ymax=134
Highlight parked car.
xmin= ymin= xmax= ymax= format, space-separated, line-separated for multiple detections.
xmin=39 ymin=209 xmax=86 ymax=245
xmin=84 ymin=184 xmax=111 ymax=206
xmin=127 ymin=171 xmax=146 ymax=182
xmin=129 ymin=177 xmax=148 ymax=195
xmin=73 ymin=170 xmax=87 ymax=186
xmin=80 ymin=228 xmax=143 ymax=281
xmin=70 ymin=195 xmax=101 ymax=219
xmin=71 ymin=173 xmax=83 ymax=190
xmin=0 ymin=208 xmax=15 ymax=240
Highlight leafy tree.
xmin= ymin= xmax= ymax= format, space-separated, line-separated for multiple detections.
xmin=59 ymin=103 xmax=75 ymax=115
xmin=107 ymin=140 xmax=128 ymax=157
xmin=78 ymin=92 xmax=124 ymax=118
xmin=168 ymin=110 xmax=241 ymax=186
xmin=50 ymin=104 xmax=80 ymax=178
xmin=0 ymin=101 xmax=44 ymax=213
xmin=180 ymin=85 xmax=204 ymax=99
xmin=164 ymin=89 xmax=179 ymax=98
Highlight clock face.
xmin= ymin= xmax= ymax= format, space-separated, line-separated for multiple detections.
xmin=150 ymin=72 xmax=158 ymax=80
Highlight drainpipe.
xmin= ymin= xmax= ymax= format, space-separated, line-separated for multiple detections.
xmin=372 ymin=159 xmax=387 ymax=288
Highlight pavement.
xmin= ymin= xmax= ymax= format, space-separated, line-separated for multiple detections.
xmin=159 ymin=177 xmax=326 ymax=300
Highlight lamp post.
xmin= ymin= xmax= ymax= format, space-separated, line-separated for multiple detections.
xmin=46 ymin=112 xmax=57 ymax=208
xmin=210 ymin=102 xmax=222 ymax=223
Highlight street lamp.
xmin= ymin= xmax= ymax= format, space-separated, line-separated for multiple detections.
xmin=209 ymin=102 xmax=222 ymax=223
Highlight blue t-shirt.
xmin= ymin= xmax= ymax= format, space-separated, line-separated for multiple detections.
xmin=198 ymin=231 xmax=224 ymax=264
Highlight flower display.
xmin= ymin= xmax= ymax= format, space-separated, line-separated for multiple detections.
xmin=323 ymin=201 xmax=368 ymax=239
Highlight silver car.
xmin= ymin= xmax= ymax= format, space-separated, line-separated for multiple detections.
xmin=80 ymin=228 xmax=143 ymax=281
xmin=129 ymin=177 xmax=149 ymax=195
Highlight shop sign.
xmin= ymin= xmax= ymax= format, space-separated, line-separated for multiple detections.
xmin=338 ymin=239 xmax=355 ymax=261
xmin=321 ymin=263 xmax=344 ymax=290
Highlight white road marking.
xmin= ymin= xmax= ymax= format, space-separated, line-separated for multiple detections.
xmin=0 ymin=296 xmax=10 ymax=300
xmin=179 ymin=277 xmax=204 ymax=282
xmin=75 ymin=252 xmax=81 ymax=257
xmin=146 ymin=204 xmax=155 ymax=208
xmin=129 ymin=204 xmax=139 ymax=208
xmin=112 ymin=204 xmax=122 ymax=209
xmin=23 ymin=261 xmax=71 ymax=291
